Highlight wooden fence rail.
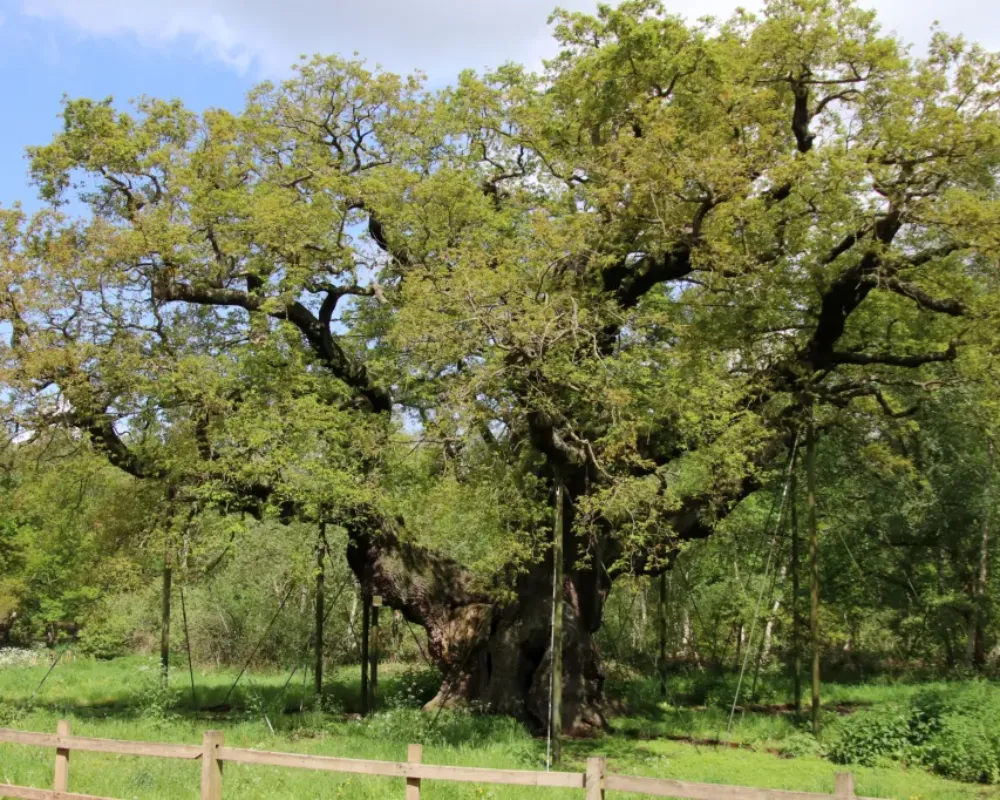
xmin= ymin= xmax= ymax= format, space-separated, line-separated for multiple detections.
xmin=0 ymin=722 xmax=881 ymax=800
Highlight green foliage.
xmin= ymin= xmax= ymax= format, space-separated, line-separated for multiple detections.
xmin=384 ymin=667 xmax=443 ymax=710
xmin=0 ymin=4 xmax=998 ymax=781
xmin=780 ymin=732 xmax=822 ymax=759
xmin=76 ymin=612 xmax=135 ymax=660
xmin=828 ymin=708 xmax=917 ymax=767
xmin=830 ymin=683 xmax=1000 ymax=783
xmin=134 ymin=659 xmax=181 ymax=728
xmin=0 ymin=437 xmax=150 ymax=646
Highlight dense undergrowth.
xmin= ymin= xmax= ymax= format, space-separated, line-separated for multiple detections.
xmin=607 ymin=665 xmax=1000 ymax=787
xmin=828 ymin=682 xmax=1000 ymax=783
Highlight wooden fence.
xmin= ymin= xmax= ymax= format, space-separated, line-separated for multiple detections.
xmin=0 ymin=722 xmax=881 ymax=800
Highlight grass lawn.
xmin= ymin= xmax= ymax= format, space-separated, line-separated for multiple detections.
xmin=0 ymin=655 xmax=994 ymax=799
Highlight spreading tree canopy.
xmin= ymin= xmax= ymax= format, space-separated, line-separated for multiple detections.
xmin=2 ymin=0 xmax=998 ymax=730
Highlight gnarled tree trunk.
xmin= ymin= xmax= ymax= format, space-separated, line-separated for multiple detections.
xmin=344 ymin=503 xmax=609 ymax=735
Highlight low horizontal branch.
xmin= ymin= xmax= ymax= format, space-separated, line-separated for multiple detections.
xmin=826 ymin=343 xmax=957 ymax=368
xmin=866 ymin=276 xmax=967 ymax=316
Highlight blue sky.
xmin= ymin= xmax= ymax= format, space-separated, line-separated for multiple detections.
xmin=2 ymin=0 xmax=998 ymax=213
xmin=0 ymin=7 xmax=249 ymax=212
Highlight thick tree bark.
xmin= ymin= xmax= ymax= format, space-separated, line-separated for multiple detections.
xmin=343 ymin=503 xmax=608 ymax=735
xmin=340 ymin=463 xmax=766 ymax=734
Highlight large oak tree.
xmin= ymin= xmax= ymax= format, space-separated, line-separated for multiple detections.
xmin=3 ymin=0 xmax=998 ymax=732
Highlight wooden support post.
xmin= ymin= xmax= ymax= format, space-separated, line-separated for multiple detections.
xmin=550 ymin=482 xmax=565 ymax=765
xmin=315 ymin=532 xmax=326 ymax=699
xmin=835 ymin=772 xmax=855 ymax=798
xmin=657 ymin=571 xmax=667 ymax=697
xmin=180 ymin=586 xmax=198 ymax=709
xmin=53 ymin=719 xmax=70 ymax=793
xmin=370 ymin=595 xmax=382 ymax=713
xmin=361 ymin=589 xmax=370 ymax=716
xmin=807 ymin=418 xmax=821 ymax=735
xmin=586 ymin=756 xmax=606 ymax=800
xmin=161 ymin=563 xmax=172 ymax=687
xmin=406 ymin=743 xmax=422 ymax=800
xmin=790 ymin=464 xmax=802 ymax=713
xmin=973 ymin=434 xmax=994 ymax=668
xmin=200 ymin=730 xmax=224 ymax=800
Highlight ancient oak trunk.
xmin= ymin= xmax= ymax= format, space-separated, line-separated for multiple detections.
xmin=344 ymin=503 xmax=608 ymax=735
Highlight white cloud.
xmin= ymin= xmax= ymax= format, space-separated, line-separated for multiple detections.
xmin=18 ymin=0 xmax=605 ymax=78
xmin=17 ymin=0 xmax=1000 ymax=82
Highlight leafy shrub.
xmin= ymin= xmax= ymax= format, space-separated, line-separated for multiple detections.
xmin=0 ymin=699 xmax=26 ymax=725
xmin=77 ymin=625 xmax=130 ymax=660
xmin=828 ymin=707 xmax=915 ymax=767
xmin=780 ymin=732 xmax=821 ymax=759
xmin=930 ymin=715 xmax=1000 ymax=784
xmin=132 ymin=659 xmax=180 ymax=727
xmin=385 ymin=667 xmax=441 ymax=709
xmin=77 ymin=590 xmax=155 ymax=660
xmin=670 ymin=672 xmax=738 ymax=709
xmin=830 ymin=683 xmax=1000 ymax=783
xmin=914 ymin=683 xmax=1000 ymax=784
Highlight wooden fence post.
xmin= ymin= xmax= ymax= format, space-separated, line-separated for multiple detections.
xmin=835 ymin=772 xmax=856 ymax=798
xmin=586 ymin=755 xmax=605 ymax=800
xmin=53 ymin=719 xmax=70 ymax=792
xmin=406 ymin=743 xmax=422 ymax=799
xmin=200 ymin=730 xmax=224 ymax=800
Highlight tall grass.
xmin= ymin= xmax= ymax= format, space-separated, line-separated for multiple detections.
xmin=0 ymin=656 xmax=991 ymax=799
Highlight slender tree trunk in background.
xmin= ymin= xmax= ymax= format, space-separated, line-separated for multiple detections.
xmin=790 ymin=465 xmax=802 ymax=712
xmin=549 ymin=483 xmax=565 ymax=765
xmin=315 ymin=528 xmax=326 ymax=699
xmin=807 ymin=419 xmax=821 ymax=735
xmin=761 ymin=567 xmax=786 ymax=666
xmin=361 ymin=590 xmax=370 ymax=716
xmin=658 ymin=571 xmax=668 ymax=697
xmin=682 ymin=610 xmax=697 ymax=665
xmin=709 ymin=610 xmax=723 ymax=665
xmin=160 ymin=559 xmax=172 ymax=688
xmin=965 ymin=609 xmax=976 ymax=668
xmin=974 ymin=435 xmax=994 ymax=669
xmin=637 ymin=586 xmax=647 ymax=651
xmin=749 ymin=563 xmax=785 ymax=703
xmin=348 ymin=594 xmax=358 ymax=654
xmin=937 ymin=546 xmax=956 ymax=667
